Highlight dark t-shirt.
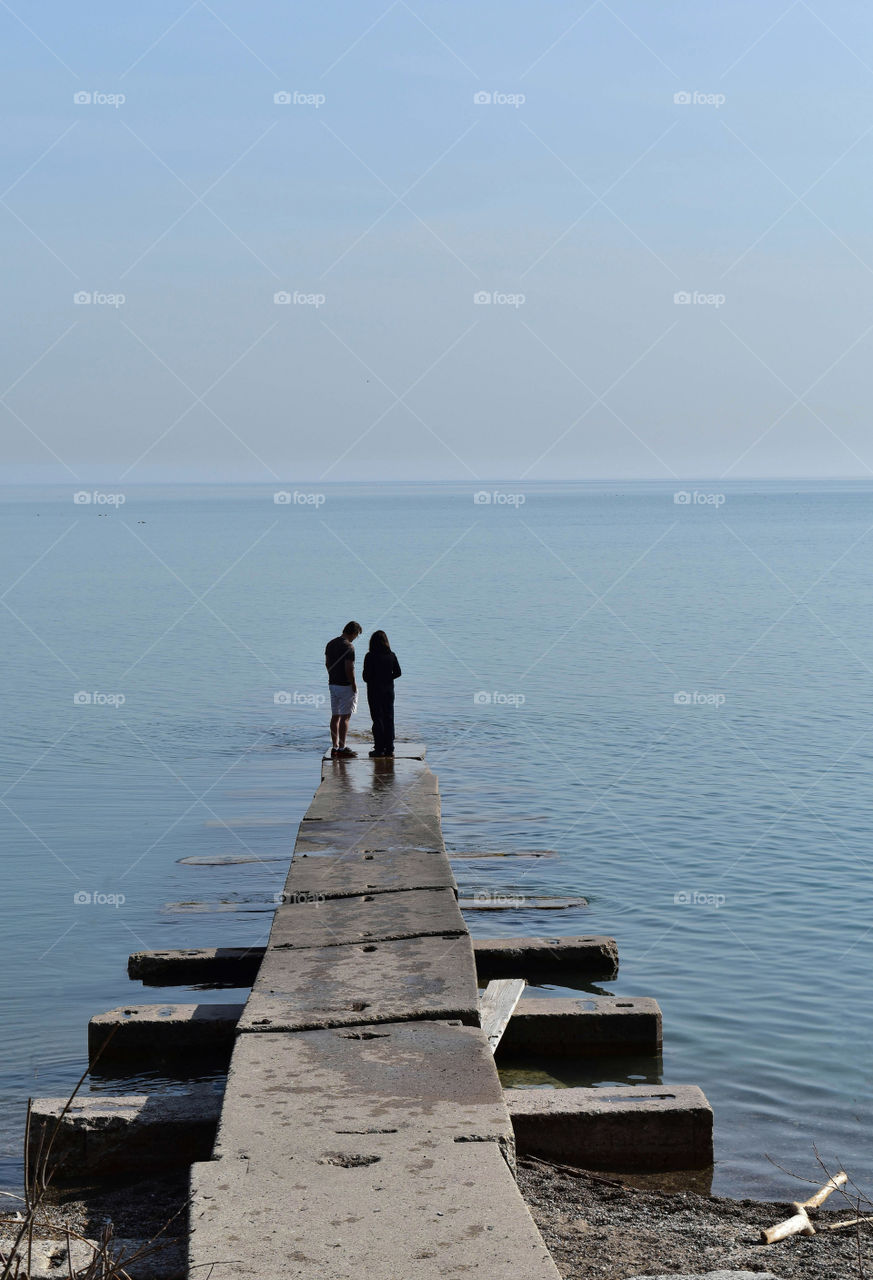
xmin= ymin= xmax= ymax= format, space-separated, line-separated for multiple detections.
xmin=325 ymin=636 xmax=355 ymax=685
xmin=362 ymin=650 xmax=401 ymax=687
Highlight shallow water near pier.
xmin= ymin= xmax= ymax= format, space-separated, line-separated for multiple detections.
xmin=1 ymin=480 xmax=872 ymax=1198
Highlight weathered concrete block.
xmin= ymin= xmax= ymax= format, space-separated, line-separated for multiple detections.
xmin=214 ymin=1021 xmax=513 ymax=1164
xmin=0 ymin=1236 xmax=185 ymax=1280
xmin=505 ymin=1084 xmax=713 ymax=1171
xmin=474 ymin=935 xmax=619 ymax=981
xmin=269 ymin=887 xmax=465 ymax=950
xmin=498 ymin=996 xmax=661 ymax=1057
xmin=282 ymin=846 xmax=455 ymax=897
xmin=89 ymin=1003 xmax=241 ymax=1061
xmin=127 ymin=946 xmax=262 ymax=986
xmin=189 ymin=1138 xmax=560 ymax=1280
xmin=238 ymin=934 xmax=480 ymax=1033
xmin=28 ymin=1089 xmax=221 ymax=1175
xmin=294 ymin=814 xmax=445 ymax=854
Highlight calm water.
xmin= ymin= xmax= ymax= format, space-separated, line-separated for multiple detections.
xmin=1 ymin=480 xmax=872 ymax=1198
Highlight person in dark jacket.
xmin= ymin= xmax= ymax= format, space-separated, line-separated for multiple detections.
xmin=362 ymin=630 xmax=401 ymax=758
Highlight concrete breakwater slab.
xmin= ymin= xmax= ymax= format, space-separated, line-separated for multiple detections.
xmin=189 ymin=1138 xmax=560 ymax=1280
xmin=322 ymin=741 xmax=427 ymax=761
xmin=28 ymin=1089 xmax=221 ymax=1175
xmin=474 ymin=934 xmax=619 ymax=980
xmin=238 ymin=934 xmax=480 ymax=1033
xmin=89 ymin=1002 xmax=242 ymax=1060
xmin=213 ymin=1021 xmax=513 ymax=1161
xmin=294 ymin=813 xmax=445 ymax=854
xmin=309 ymin=762 xmax=439 ymax=815
xmin=269 ymin=887 xmax=465 ymax=949
xmin=505 ymin=1084 xmax=713 ymax=1171
xmin=128 ymin=946 xmax=263 ymax=985
xmin=282 ymin=847 xmax=455 ymax=897
xmin=498 ymin=996 xmax=662 ymax=1057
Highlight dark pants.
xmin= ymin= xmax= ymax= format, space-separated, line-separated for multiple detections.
xmin=367 ymin=684 xmax=395 ymax=754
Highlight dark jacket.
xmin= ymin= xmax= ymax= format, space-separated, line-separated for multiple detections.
xmin=362 ymin=650 xmax=401 ymax=687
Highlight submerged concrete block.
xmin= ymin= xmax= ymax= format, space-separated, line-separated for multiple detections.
xmin=505 ymin=1084 xmax=713 ymax=1171
xmin=89 ymin=1003 xmax=241 ymax=1060
xmin=127 ymin=946 xmax=262 ymax=986
xmin=322 ymin=742 xmax=426 ymax=763
xmin=305 ymin=763 xmax=439 ymax=823
xmin=498 ymin=996 xmax=661 ymax=1057
xmin=474 ymin=935 xmax=619 ymax=981
xmin=269 ymin=887 xmax=465 ymax=950
xmin=28 ymin=1090 xmax=221 ymax=1175
xmin=281 ymin=846 xmax=455 ymax=897
xmin=238 ymin=934 xmax=480 ymax=1033
xmin=189 ymin=1138 xmax=560 ymax=1280
xmin=214 ymin=1021 xmax=513 ymax=1163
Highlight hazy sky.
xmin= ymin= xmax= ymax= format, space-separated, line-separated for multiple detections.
xmin=3 ymin=1 xmax=873 ymax=483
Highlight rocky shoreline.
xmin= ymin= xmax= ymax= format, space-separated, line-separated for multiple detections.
xmin=517 ymin=1157 xmax=871 ymax=1280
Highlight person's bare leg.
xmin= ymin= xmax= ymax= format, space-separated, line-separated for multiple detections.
xmin=330 ymin=714 xmax=341 ymax=750
xmin=337 ymin=714 xmax=350 ymax=749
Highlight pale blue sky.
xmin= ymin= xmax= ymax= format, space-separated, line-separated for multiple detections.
xmin=3 ymin=1 xmax=873 ymax=482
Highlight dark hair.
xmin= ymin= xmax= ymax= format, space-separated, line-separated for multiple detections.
xmin=343 ymin=621 xmax=362 ymax=638
xmin=368 ymin=630 xmax=391 ymax=653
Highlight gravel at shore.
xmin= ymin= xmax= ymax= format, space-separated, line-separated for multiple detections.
xmin=517 ymin=1157 xmax=871 ymax=1280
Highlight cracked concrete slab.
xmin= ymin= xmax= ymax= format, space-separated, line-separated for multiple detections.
xmin=281 ymin=847 xmax=455 ymax=897
xmin=268 ymin=887 xmax=465 ymax=950
xmin=238 ymin=934 xmax=480 ymax=1033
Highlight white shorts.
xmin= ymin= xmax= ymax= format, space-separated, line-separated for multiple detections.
xmin=329 ymin=684 xmax=357 ymax=716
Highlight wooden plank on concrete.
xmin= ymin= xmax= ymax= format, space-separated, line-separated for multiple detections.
xmin=479 ymin=978 xmax=525 ymax=1053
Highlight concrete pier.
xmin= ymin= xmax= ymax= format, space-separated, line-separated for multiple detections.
xmin=187 ymin=745 xmax=562 ymax=1279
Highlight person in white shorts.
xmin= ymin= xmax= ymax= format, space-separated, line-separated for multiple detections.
xmin=324 ymin=621 xmax=362 ymax=757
